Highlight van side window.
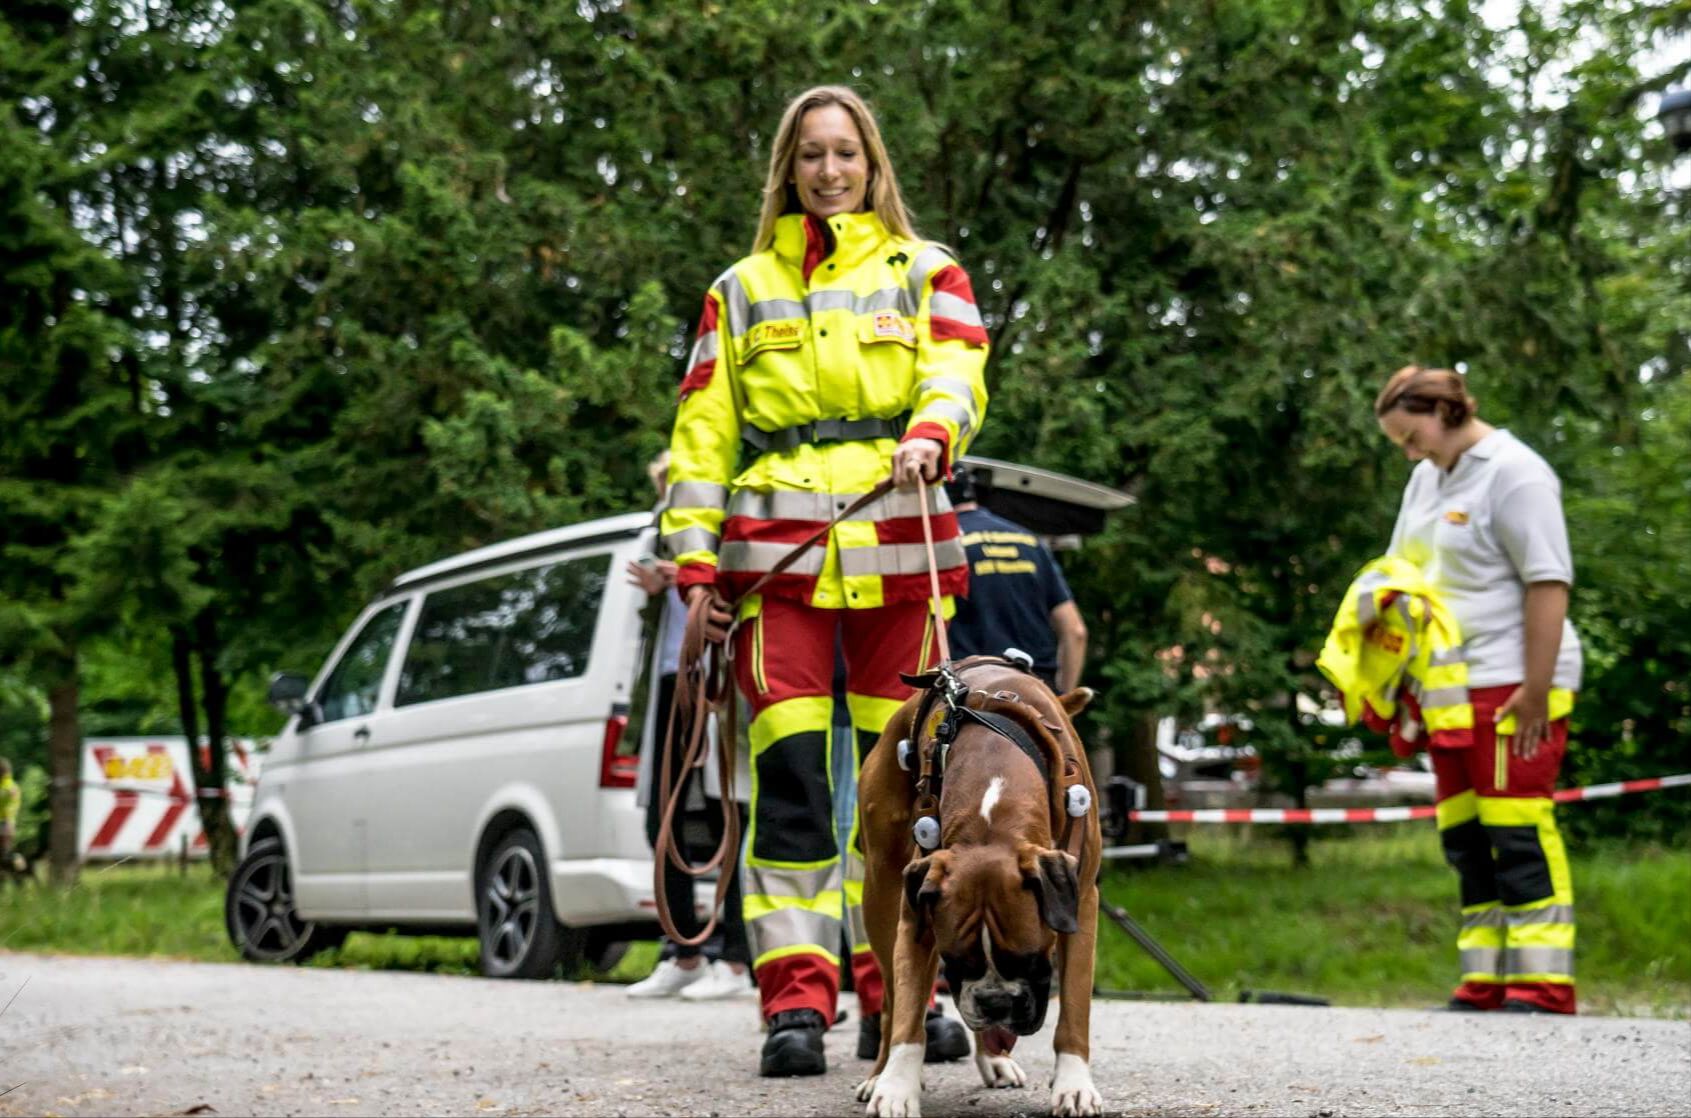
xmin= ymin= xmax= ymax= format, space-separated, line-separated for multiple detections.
xmin=317 ymin=601 xmax=408 ymax=724
xmin=396 ymin=553 xmax=609 ymax=706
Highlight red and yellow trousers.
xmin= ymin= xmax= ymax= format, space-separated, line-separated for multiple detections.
xmin=732 ymin=592 xmax=943 ymax=1021
xmin=1434 ymin=684 xmax=1576 ymax=1014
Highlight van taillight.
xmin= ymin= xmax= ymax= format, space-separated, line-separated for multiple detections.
xmin=600 ymin=711 xmax=637 ymax=788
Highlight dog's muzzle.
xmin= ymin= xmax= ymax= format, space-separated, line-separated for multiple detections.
xmin=945 ymin=952 xmax=1053 ymax=1036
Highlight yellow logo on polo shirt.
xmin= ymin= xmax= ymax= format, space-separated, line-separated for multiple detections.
xmin=1444 ymin=510 xmax=1470 ymax=526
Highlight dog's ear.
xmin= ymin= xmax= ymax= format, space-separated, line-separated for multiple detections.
xmin=1018 ymin=843 xmax=1081 ymax=935
xmin=902 ymin=852 xmax=950 ymax=940
xmin=1057 ymin=687 xmax=1094 ymax=717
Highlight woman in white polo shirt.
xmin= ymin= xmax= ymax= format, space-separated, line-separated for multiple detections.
xmin=1375 ymin=365 xmax=1581 ymax=1015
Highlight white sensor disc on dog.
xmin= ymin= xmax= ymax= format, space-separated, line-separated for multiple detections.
xmin=1066 ymin=784 xmax=1092 ymax=818
xmin=913 ymin=815 xmax=941 ymax=850
xmin=1002 ymin=647 xmax=1034 ymax=672
xmin=897 ymin=738 xmax=914 ymax=771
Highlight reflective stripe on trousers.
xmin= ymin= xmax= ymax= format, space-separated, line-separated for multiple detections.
xmin=732 ymin=596 xmax=937 ymax=1018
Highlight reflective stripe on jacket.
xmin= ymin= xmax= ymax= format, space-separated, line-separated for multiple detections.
xmin=662 ymin=211 xmax=989 ymax=609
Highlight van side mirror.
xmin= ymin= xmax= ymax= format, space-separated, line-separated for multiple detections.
xmin=268 ymin=672 xmax=312 ymax=716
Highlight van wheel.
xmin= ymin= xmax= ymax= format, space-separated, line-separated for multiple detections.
xmin=477 ymin=828 xmax=568 ymax=979
xmin=226 ymin=837 xmax=346 ymax=964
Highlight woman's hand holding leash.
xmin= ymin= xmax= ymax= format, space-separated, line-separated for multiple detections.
xmin=891 ymin=437 xmax=945 ymax=486
xmin=684 ymin=584 xmax=734 ymax=644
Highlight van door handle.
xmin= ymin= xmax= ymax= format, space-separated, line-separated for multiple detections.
xmin=353 ymin=725 xmax=371 ymax=744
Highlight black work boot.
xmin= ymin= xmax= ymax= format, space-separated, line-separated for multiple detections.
xmin=856 ymin=1007 xmax=972 ymax=1063
xmin=760 ymin=1009 xmax=828 ymax=1077
xmin=924 ymin=1005 xmax=971 ymax=1061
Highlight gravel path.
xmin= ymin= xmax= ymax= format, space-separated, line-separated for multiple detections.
xmin=1 ymin=952 xmax=1686 ymax=1117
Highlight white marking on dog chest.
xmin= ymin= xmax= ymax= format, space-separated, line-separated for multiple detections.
xmin=979 ymin=776 xmax=1006 ymax=824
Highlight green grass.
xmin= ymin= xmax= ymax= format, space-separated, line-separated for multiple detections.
xmin=2 ymin=831 xmax=1684 ymax=1017
xmin=0 ymin=860 xmax=658 ymax=982
xmin=1096 ymin=826 xmax=1691 ymax=1017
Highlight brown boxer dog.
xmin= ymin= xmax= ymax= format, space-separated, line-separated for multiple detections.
xmin=854 ymin=657 xmax=1103 ymax=1118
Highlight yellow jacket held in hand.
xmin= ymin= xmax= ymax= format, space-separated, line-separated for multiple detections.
xmin=661 ymin=211 xmax=989 ymax=610
xmin=1318 ymin=556 xmax=1475 ymax=752
xmin=1317 ymin=557 xmax=1574 ymax=753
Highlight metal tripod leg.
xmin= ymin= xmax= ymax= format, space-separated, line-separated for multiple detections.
xmin=1096 ymin=898 xmax=1212 ymax=1002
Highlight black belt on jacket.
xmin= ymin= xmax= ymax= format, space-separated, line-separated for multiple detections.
xmin=742 ymin=413 xmax=909 ymax=456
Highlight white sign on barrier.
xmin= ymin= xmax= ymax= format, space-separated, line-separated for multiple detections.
xmin=78 ymin=738 xmax=261 ymax=860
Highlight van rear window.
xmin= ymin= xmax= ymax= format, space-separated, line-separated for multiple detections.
xmin=396 ymin=554 xmax=609 ymax=706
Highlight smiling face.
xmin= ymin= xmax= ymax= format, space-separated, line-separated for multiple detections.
xmin=790 ymin=104 xmax=870 ymax=220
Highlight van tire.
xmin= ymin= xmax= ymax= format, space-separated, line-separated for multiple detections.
xmin=226 ymin=837 xmax=347 ymax=964
xmin=477 ymin=828 xmax=568 ymax=979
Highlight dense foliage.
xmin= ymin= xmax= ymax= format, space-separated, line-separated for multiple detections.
xmin=2 ymin=0 xmax=1687 ymax=876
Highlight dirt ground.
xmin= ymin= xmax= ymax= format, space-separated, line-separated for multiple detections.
xmin=2 ymin=952 xmax=1687 ymax=1117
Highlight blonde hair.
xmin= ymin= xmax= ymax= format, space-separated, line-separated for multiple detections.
xmin=1375 ymin=365 xmax=1478 ymax=428
xmin=751 ymin=86 xmax=920 ymax=254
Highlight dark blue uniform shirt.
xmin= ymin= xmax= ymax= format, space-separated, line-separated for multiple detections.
xmin=948 ymin=507 xmax=1073 ymax=683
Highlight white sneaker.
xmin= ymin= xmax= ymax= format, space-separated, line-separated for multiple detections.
xmin=625 ymin=958 xmax=708 ymax=999
xmin=679 ymin=959 xmax=758 ymax=1001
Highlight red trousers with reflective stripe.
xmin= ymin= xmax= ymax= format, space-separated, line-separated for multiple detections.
xmin=1434 ymin=684 xmax=1576 ymax=1015
xmin=733 ymin=595 xmax=940 ymax=1021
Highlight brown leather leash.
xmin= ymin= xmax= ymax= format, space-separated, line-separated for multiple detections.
xmin=652 ymin=474 xmax=952 ymax=947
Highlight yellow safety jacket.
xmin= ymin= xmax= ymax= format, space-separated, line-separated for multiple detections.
xmin=1318 ymin=556 xmax=1476 ymax=751
xmin=662 ymin=211 xmax=990 ymax=609
xmin=1319 ymin=557 xmax=1577 ymax=755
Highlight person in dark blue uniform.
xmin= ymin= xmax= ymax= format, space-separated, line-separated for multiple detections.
xmin=943 ymin=465 xmax=1088 ymax=691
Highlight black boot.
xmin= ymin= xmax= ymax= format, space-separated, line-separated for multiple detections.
xmin=856 ymin=1006 xmax=972 ymax=1063
xmin=760 ymin=1009 xmax=828 ymax=1077
xmin=924 ymin=1006 xmax=971 ymax=1062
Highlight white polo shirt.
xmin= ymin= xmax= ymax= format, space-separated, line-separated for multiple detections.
xmin=1387 ymin=429 xmax=1582 ymax=690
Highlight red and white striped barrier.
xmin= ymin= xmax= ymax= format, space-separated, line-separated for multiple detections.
xmin=1128 ymin=772 xmax=1691 ymax=825
xmin=78 ymin=738 xmax=259 ymax=859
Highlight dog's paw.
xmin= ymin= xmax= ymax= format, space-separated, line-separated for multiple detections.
xmin=866 ymin=1044 xmax=924 ymax=1117
xmin=1049 ymin=1052 xmax=1102 ymax=1117
xmin=854 ymin=1075 xmax=878 ymax=1103
xmin=865 ymin=1081 xmax=922 ymax=1118
xmin=974 ymin=1052 xmax=1026 ymax=1089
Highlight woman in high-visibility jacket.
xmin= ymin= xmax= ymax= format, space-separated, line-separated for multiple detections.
xmin=1375 ymin=365 xmax=1582 ymax=1015
xmin=661 ymin=85 xmax=987 ymax=1076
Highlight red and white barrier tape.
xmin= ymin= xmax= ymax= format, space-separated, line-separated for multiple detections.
xmin=1128 ymin=772 xmax=1691 ymax=825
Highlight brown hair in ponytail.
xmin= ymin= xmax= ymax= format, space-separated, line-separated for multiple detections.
xmin=1374 ymin=365 xmax=1477 ymax=428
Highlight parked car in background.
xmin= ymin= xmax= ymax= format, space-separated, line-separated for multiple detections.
xmin=227 ymin=512 xmax=668 ymax=978
xmin=1155 ymin=710 xmax=1435 ymax=809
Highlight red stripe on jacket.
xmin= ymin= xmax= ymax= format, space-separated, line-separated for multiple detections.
xmin=928 ymin=265 xmax=989 ymax=347
xmin=875 ymin=511 xmax=960 ymax=545
xmin=678 ymin=296 xmax=719 ymax=399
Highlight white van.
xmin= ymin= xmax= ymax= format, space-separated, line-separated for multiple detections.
xmin=225 ymin=511 xmax=673 ymax=978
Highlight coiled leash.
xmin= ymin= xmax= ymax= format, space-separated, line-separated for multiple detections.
xmin=652 ymin=476 xmax=905 ymax=947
